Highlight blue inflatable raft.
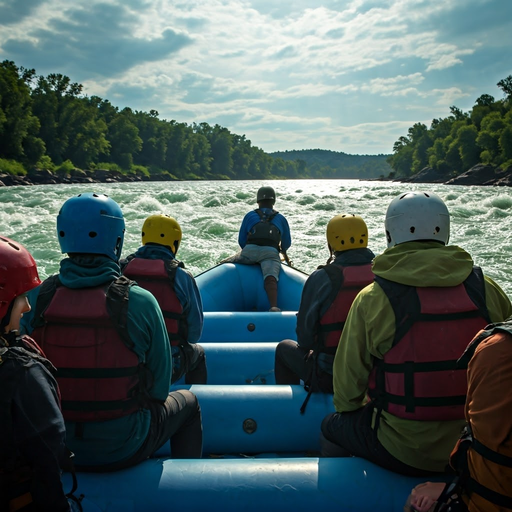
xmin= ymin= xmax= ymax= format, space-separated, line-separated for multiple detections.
xmin=67 ymin=263 xmax=439 ymax=511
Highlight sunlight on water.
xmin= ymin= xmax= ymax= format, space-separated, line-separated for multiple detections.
xmin=2 ymin=179 xmax=512 ymax=297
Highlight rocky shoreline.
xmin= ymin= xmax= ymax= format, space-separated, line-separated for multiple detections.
xmin=0 ymin=167 xmax=166 ymax=187
xmin=384 ymin=163 xmax=512 ymax=187
xmin=2 ymin=163 xmax=512 ymax=187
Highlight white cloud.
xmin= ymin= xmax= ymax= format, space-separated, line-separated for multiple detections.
xmin=0 ymin=0 xmax=510 ymax=155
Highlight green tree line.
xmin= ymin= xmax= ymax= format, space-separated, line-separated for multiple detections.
xmin=0 ymin=60 xmax=309 ymax=180
xmin=272 ymin=149 xmax=392 ymax=179
xmin=388 ymin=76 xmax=512 ymax=178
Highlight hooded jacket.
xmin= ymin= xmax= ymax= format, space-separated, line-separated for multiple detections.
xmin=332 ymin=241 xmax=512 ymax=472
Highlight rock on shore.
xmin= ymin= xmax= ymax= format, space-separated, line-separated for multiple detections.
xmin=0 ymin=168 xmax=174 ymax=187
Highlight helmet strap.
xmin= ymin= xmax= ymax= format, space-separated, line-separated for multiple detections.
xmin=0 ymin=300 xmax=15 ymax=333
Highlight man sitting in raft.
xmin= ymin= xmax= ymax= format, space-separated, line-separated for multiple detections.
xmin=274 ymin=214 xmax=375 ymax=396
xmin=320 ymin=191 xmax=512 ymax=477
xmin=21 ymin=193 xmax=203 ymax=470
xmin=405 ymin=321 xmax=512 ymax=512
xmin=236 ymin=186 xmax=292 ymax=312
xmin=121 ymin=214 xmax=207 ymax=385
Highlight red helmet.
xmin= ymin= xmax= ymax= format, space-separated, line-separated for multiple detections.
xmin=0 ymin=236 xmax=41 ymax=321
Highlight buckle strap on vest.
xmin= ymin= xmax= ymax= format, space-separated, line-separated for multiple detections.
xmin=465 ymin=477 xmax=512 ymax=509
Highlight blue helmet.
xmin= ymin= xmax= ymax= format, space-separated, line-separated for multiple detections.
xmin=57 ymin=193 xmax=125 ymax=261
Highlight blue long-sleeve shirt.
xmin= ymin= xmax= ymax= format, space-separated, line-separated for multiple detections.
xmin=121 ymin=244 xmax=204 ymax=343
xmin=238 ymin=208 xmax=291 ymax=251
xmin=20 ymin=255 xmax=172 ymax=467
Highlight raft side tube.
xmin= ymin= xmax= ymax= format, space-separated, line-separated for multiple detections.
xmin=200 ymin=313 xmax=298 ymax=343
xmin=164 ymin=384 xmax=334 ymax=455
xmin=196 ymin=263 xmax=307 ymax=312
xmin=177 ymin=342 xmax=278 ymax=384
xmin=67 ymin=457 xmax=431 ymax=512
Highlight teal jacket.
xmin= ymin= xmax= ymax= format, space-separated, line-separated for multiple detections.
xmin=332 ymin=242 xmax=512 ymax=472
xmin=21 ymin=256 xmax=172 ymax=467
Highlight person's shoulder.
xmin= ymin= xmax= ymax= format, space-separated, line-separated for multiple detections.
xmin=128 ymin=282 xmax=160 ymax=307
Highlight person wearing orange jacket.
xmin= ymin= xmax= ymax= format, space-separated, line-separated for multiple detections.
xmin=406 ymin=320 xmax=512 ymax=511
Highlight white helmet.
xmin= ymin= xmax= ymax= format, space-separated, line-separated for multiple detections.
xmin=385 ymin=191 xmax=450 ymax=248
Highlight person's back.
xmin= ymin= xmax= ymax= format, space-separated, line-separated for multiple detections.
xmin=121 ymin=214 xmax=206 ymax=385
xmin=237 ymin=186 xmax=291 ymax=311
xmin=321 ymin=191 xmax=512 ymax=476
xmin=275 ymin=214 xmax=375 ymax=395
xmin=0 ymin=236 xmax=80 ymax=512
xmin=21 ymin=193 xmax=203 ymax=470
xmin=405 ymin=321 xmax=512 ymax=512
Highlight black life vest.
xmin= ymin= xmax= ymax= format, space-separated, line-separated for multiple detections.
xmin=122 ymin=257 xmax=188 ymax=346
xmin=31 ymin=275 xmax=151 ymax=423
xmin=451 ymin=425 xmax=512 ymax=510
xmin=0 ymin=343 xmax=57 ymax=511
xmin=247 ymin=209 xmax=281 ymax=250
xmin=368 ymin=267 xmax=490 ymax=421
xmin=317 ymin=263 xmax=374 ymax=354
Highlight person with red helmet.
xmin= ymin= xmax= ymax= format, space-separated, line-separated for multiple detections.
xmin=0 ymin=236 xmax=82 ymax=512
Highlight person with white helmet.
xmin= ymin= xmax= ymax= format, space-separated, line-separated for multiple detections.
xmin=121 ymin=214 xmax=206 ymax=384
xmin=274 ymin=214 xmax=375 ymax=404
xmin=320 ymin=191 xmax=512 ymax=476
xmin=237 ymin=186 xmax=292 ymax=311
xmin=20 ymin=193 xmax=203 ymax=471
xmin=0 ymin=236 xmax=82 ymax=511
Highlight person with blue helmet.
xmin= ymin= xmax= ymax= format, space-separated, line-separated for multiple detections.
xmin=20 ymin=192 xmax=203 ymax=470
xmin=121 ymin=214 xmax=206 ymax=384
xmin=237 ymin=186 xmax=292 ymax=311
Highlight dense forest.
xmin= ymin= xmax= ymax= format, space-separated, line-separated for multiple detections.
xmin=272 ymin=149 xmax=391 ymax=179
xmin=387 ymin=75 xmax=512 ymax=179
xmin=0 ymin=60 xmax=387 ymax=182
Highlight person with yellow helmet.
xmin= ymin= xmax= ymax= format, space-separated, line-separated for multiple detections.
xmin=274 ymin=214 xmax=375 ymax=402
xmin=121 ymin=214 xmax=206 ymax=385
xmin=237 ymin=186 xmax=292 ymax=311
xmin=0 ymin=236 xmax=83 ymax=511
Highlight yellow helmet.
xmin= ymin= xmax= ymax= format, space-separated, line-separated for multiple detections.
xmin=142 ymin=214 xmax=182 ymax=255
xmin=326 ymin=214 xmax=368 ymax=252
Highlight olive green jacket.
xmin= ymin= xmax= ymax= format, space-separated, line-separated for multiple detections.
xmin=332 ymin=241 xmax=512 ymax=472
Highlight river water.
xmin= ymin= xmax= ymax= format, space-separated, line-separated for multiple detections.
xmin=2 ymin=179 xmax=512 ymax=297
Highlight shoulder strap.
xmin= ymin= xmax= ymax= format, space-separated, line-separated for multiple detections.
xmin=32 ymin=275 xmax=61 ymax=329
xmin=105 ymin=276 xmax=136 ymax=350
xmin=322 ymin=264 xmax=345 ymax=306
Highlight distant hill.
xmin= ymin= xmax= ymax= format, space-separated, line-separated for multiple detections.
xmin=270 ymin=149 xmax=392 ymax=179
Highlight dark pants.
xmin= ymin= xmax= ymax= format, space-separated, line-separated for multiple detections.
xmin=274 ymin=339 xmax=333 ymax=393
xmin=172 ymin=343 xmax=207 ymax=385
xmin=78 ymin=389 xmax=203 ymax=472
xmin=321 ymin=403 xmax=441 ymax=477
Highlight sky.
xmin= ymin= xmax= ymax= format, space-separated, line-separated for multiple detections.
xmin=1 ymin=0 xmax=511 ymax=156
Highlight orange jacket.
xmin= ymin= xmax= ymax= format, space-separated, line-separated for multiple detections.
xmin=450 ymin=327 xmax=512 ymax=511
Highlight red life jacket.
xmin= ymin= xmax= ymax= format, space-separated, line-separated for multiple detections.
xmin=122 ymin=258 xmax=187 ymax=346
xmin=31 ymin=276 xmax=147 ymax=423
xmin=368 ymin=267 xmax=490 ymax=421
xmin=318 ymin=263 xmax=374 ymax=354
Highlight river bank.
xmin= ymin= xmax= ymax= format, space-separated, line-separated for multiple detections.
xmin=379 ymin=163 xmax=512 ymax=187
xmin=2 ymin=163 xmax=512 ymax=187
